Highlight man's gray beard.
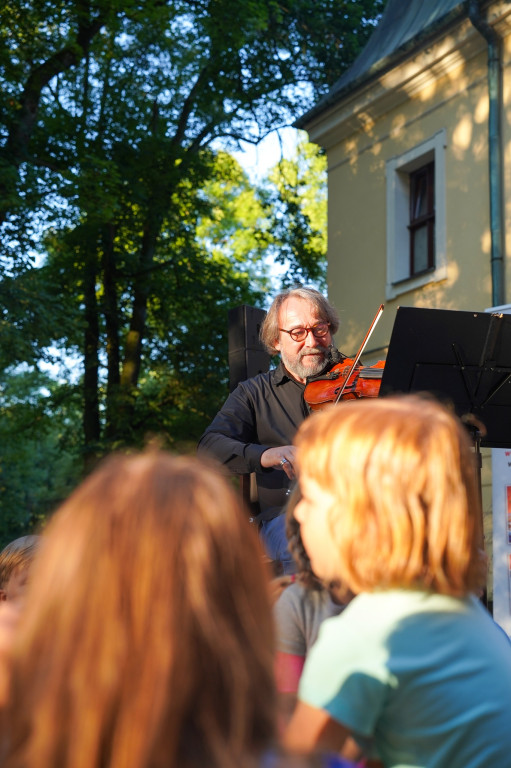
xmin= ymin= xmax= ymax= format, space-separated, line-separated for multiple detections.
xmin=281 ymin=347 xmax=328 ymax=381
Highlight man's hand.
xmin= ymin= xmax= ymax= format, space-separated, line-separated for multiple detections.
xmin=261 ymin=446 xmax=297 ymax=479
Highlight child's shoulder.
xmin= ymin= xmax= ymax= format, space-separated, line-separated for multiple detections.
xmin=332 ymin=589 xmax=475 ymax=637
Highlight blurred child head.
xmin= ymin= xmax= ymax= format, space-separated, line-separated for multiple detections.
xmin=284 ymin=486 xmax=322 ymax=592
xmin=294 ymin=395 xmax=485 ymax=598
xmin=0 ymin=535 xmax=39 ymax=605
xmin=2 ymin=452 xmax=275 ymax=768
xmin=285 ymin=486 xmax=351 ymax=604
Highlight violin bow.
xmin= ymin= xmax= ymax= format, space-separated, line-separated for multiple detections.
xmin=334 ymin=303 xmax=385 ymax=405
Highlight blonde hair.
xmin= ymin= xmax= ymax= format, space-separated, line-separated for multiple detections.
xmin=295 ymin=395 xmax=484 ymax=597
xmin=1 ymin=452 xmax=275 ymax=768
xmin=0 ymin=536 xmax=39 ymax=589
xmin=260 ymin=287 xmax=339 ymax=355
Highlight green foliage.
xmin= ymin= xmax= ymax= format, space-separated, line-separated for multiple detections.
xmin=0 ymin=369 xmax=82 ymax=549
xmin=260 ymin=135 xmax=328 ymax=288
xmin=0 ymin=0 xmax=384 ymax=532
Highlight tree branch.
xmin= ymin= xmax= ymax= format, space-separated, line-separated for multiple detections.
xmin=6 ymin=14 xmax=106 ymax=162
xmin=0 ymin=8 xmax=108 ymax=224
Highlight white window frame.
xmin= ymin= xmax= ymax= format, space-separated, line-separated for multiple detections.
xmin=386 ymin=129 xmax=447 ymax=300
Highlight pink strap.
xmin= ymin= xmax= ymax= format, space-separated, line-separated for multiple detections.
xmin=274 ymin=652 xmax=306 ymax=694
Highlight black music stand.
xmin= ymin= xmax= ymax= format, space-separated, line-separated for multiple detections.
xmin=380 ymin=306 xmax=511 ymax=449
xmin=381 ymin=307 xmax=511 ymax=610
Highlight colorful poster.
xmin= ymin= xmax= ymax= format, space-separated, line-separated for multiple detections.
xmin=492 ymin=449 xmax=511 ymax=636
xmin=487 ymin=305 xmax=511 ymax=637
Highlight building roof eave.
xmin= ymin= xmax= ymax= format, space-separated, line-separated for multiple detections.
xmin=296 ymin=0 xmax=468 ymax=132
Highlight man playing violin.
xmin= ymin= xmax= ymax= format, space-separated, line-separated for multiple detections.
xmin=198 ymin=286 xmax=339 ymax=574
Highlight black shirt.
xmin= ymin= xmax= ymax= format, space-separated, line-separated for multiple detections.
xmin=197 ymin=362 xmax=309 ymax=522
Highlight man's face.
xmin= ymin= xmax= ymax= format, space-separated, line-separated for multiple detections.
xmin=274 ymin=296 xmax=333 ymax=383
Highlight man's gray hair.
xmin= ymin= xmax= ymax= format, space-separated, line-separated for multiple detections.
xmin=260 ymin=287 xmax=339 ymax=355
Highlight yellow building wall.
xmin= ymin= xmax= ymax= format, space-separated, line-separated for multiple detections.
xmin=325 ymin=35 xmax=500 ymax=358
xmin=309 ymin=7 xmax=511 ymax=603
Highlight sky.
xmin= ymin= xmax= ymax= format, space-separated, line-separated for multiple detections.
xmin=37 ymin=126 xmax=307 ymax=381
xmin=230 ymin=126 xmax=305 ymax=182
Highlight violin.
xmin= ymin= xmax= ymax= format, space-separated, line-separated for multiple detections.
xmin=304 ymin=358 xmax=385 ymax=411
xmin=304 ymin=303 xmax=386 ymax=412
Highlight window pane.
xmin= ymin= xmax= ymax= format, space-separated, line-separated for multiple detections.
xmin=412 ymin=175 xmax=428 ymax=219
xmin=413 ymin=225 xmax=429 ymax=273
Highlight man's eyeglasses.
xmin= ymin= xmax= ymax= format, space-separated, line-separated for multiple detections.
xmin=279 ymin=322 xmax=330 ymax=342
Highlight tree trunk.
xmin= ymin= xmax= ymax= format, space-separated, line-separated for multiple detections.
xmin=83 ymin=250 xmax=101 ymax=468
xmin=101 ymin=223 xmax=121 ymax=439
xmin=120 ymin=217 xmax=160 ymax=391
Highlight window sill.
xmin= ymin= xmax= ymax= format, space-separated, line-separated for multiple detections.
xmin=386 ymin=264 xmax=447 ymax=300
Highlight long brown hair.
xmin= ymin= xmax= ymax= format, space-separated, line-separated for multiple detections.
xmin=1 ymin=452 xmax=275 ymax=768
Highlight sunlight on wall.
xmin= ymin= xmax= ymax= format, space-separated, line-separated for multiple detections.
xmin=447 ymin=260 xmax=460 ymax=285
xmin=358 ymin=112 xmax=375 ymax=133
xmin=481 ymin=228 xmax=492 ymax=255
xmin=472 ymin=133 xmax=488 ymax=162
xmin=417 ymin=80 xmax=438 ymax=102
xmin=474 ymin=93 xmax=488 ymax=124
xmin=389 ymin=114 xmax=406 ymax=141
xmin=452 ymin=113 xmax=473 ymax=155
